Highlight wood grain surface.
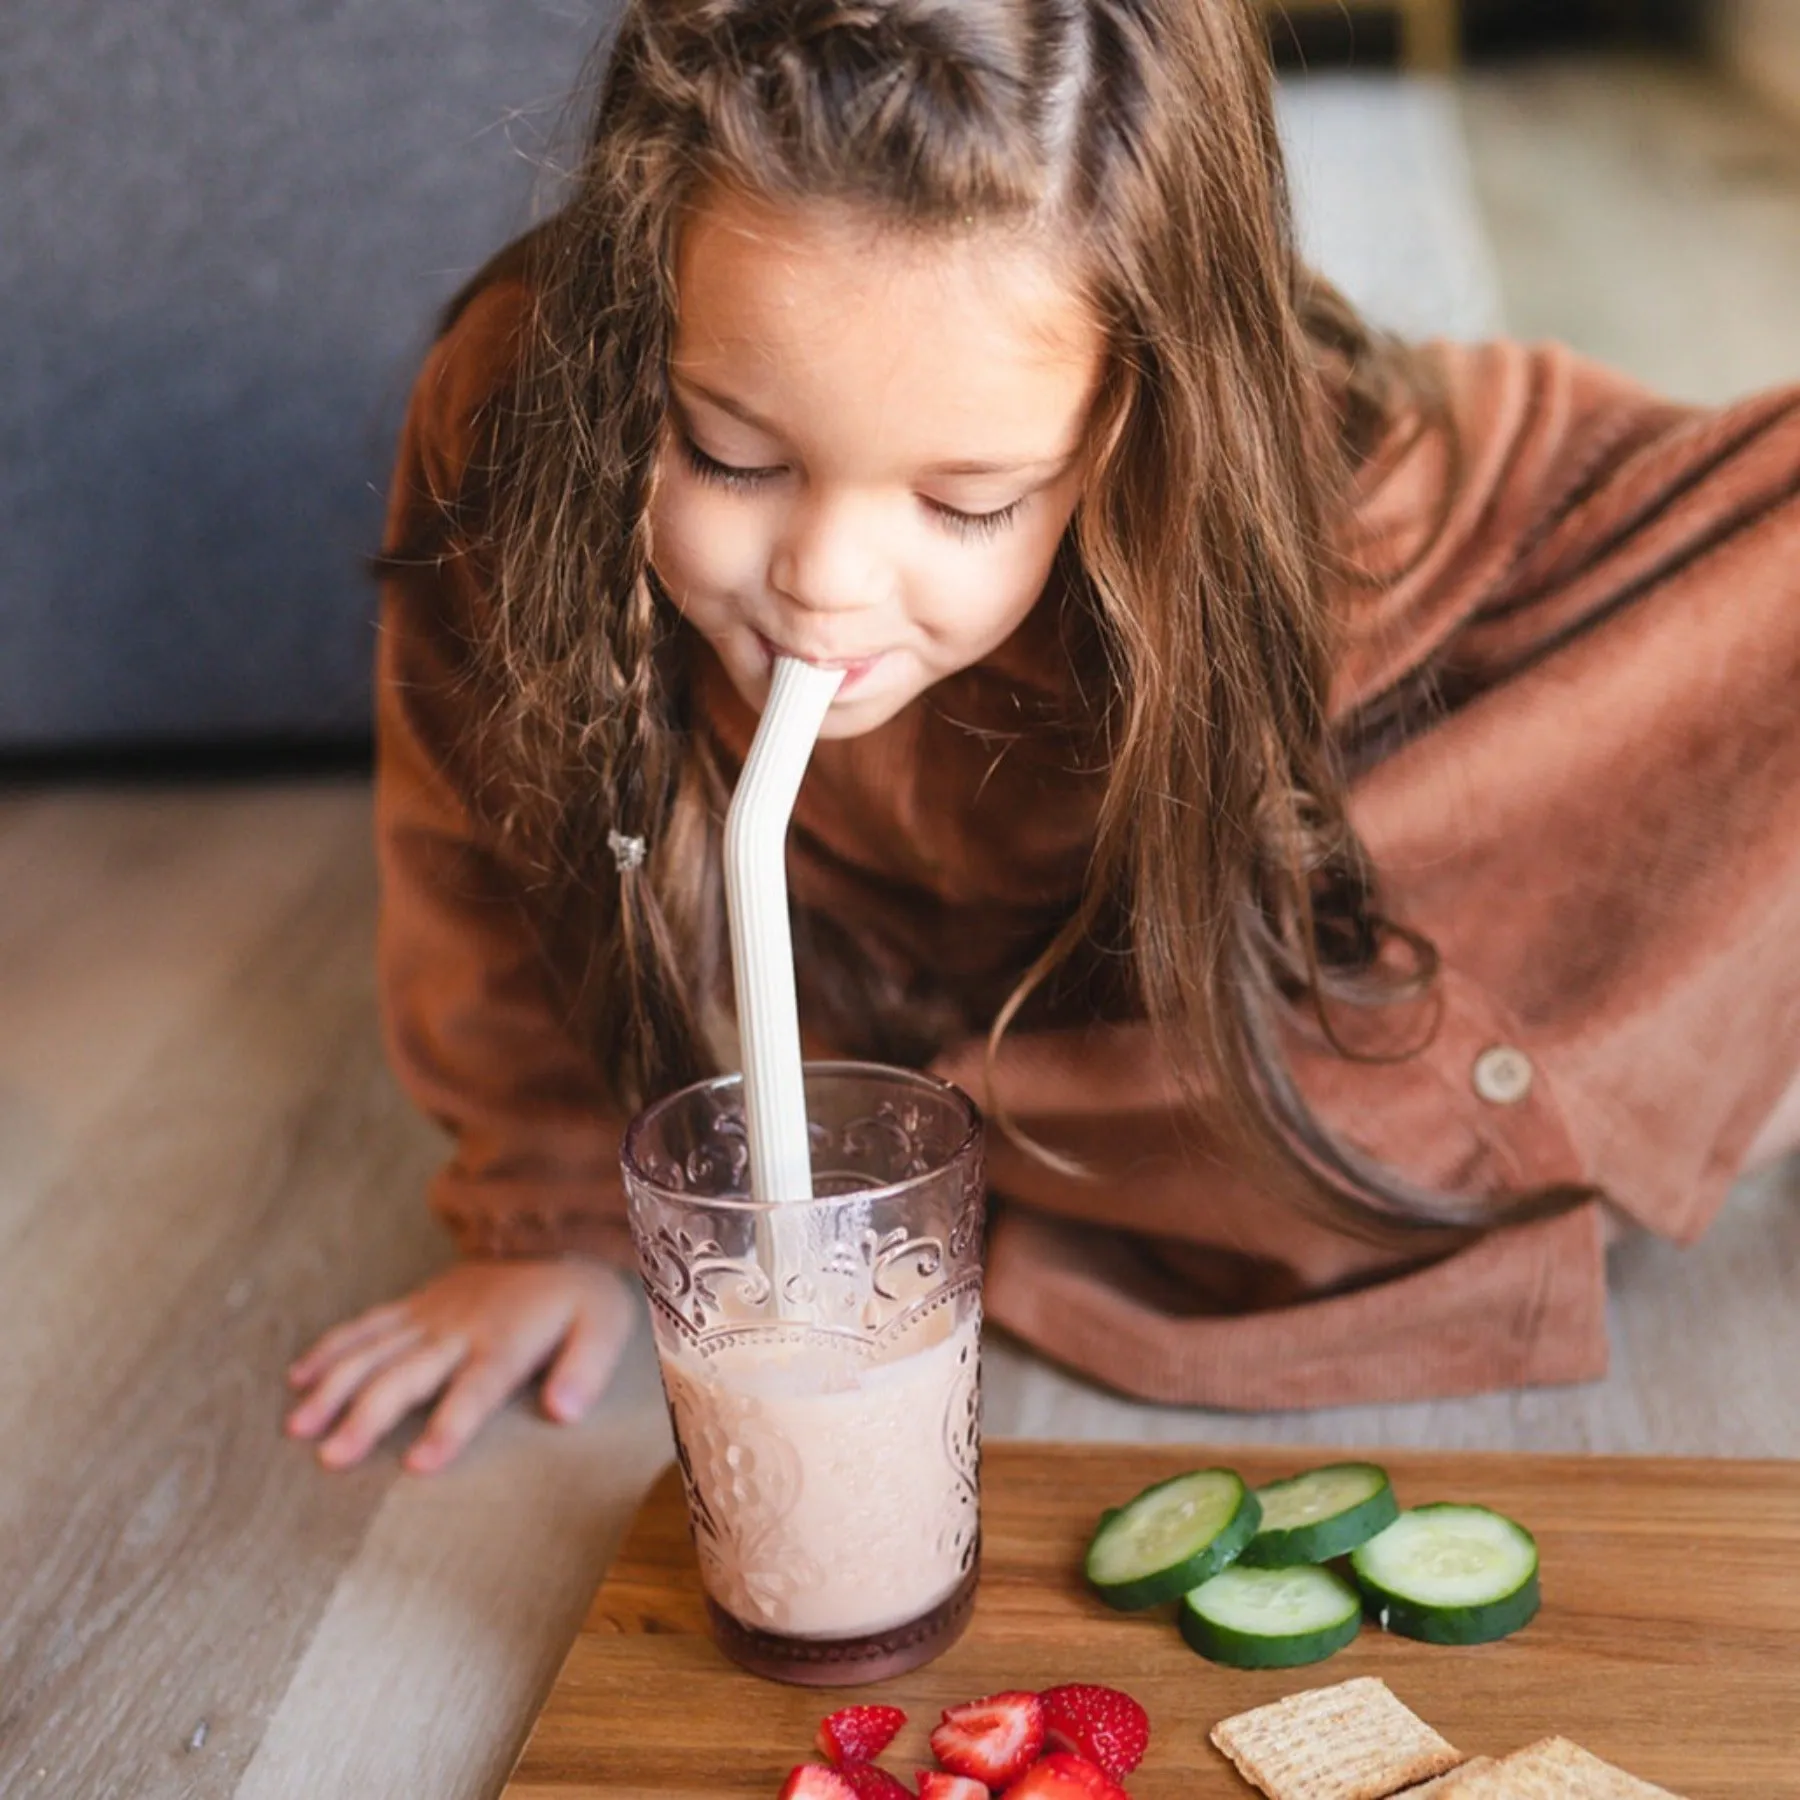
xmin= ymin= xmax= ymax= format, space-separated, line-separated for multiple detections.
xmin=506 ymin=1443 xmax=1800 ymax=1800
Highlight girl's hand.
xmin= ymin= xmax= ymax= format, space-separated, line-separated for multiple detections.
xmin=284 ymin=1258 xmax=636 ymax=1474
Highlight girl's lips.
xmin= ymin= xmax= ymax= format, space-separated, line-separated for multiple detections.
xmin=756 ymin=633 xmax=883 ymax=692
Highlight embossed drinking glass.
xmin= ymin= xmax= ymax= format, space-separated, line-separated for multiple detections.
xmin=621 ymin=1061 xmax=986 ymax=1686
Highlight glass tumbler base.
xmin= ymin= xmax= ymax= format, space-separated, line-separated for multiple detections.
xmin=704 ymin=1560 xmax=980 ymax=1687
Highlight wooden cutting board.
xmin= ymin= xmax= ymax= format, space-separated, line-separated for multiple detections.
xmin=502 ymin=1442 xmax=1800 ymax=1798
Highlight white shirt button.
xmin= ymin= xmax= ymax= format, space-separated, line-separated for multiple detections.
xmin=1473 ymin=1044 xmax=1534 ymax=1106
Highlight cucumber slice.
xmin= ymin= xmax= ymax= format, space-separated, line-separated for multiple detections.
xmin=1239 ymin=1462 xmax=1399 ymax=1567
xmin=1179 ymin=1563 xmax=1363 ymax=1668
xmin=1085 ymin=1469 xmax=1261 ymax=1611
xmin=1352 ymin=1503 xmax=1541 ymax=1645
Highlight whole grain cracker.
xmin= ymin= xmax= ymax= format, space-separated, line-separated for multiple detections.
xmin=1210 ymin=1677 xmax=1462 ymax=1800
xmin=1423 ymin=1737 xmax=1685 ymax=1800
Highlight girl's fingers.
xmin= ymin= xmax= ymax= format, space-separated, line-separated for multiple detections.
xmin=403 ymin=1355 xmax=526 ymax=1475
xmin=287 ymin=1303 xmax=410 ymax=1387
xmin=317 ymin=1336 xmax=468 ymax=1471
xmin=541 ymin=1302 xmax=632 ymax=1424
xmin=285 ymin=1325 xmax=424 ymax=1439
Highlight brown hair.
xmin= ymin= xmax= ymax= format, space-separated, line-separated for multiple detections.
xmin=434 ymin=0 xmax=1572 ymax=1244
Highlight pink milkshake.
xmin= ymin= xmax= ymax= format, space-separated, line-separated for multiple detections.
xmin=662 ymin=1308 xmax=982 ymax=1639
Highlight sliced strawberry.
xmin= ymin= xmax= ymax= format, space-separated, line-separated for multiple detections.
xmin=918 ymin=1774 xmax=991 ymax=1800
xmin=817 ymin=1705 xmax=908 ymax=1765
xmin=929 ymin=1691 xmax=1045 ymax=1788
xmin=837 ymin=1767 xmax=915 ymax=1800
xmin=1038 ymin=1684 xmax=1150 ymax=1779
xmin=779 ymin=1765 xmax=860 ymax=1800
xmin=999 ymin=1752 xmax=1130 ymax=1799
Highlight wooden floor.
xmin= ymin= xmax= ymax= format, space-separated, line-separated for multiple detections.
xmin=4 ymin=55 xmax=1798 ymax=1800
xmin=1460 ymin=55 xmax=1800 ymax=403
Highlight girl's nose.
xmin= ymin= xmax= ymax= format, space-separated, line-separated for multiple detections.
xmin=767 ymin=492 xmax=892 ymax=618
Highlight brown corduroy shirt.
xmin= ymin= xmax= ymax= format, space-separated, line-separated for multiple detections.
xmin=375 ymin=275 xmax=1800 ymax=1410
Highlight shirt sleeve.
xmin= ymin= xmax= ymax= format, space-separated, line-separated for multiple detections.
xmin=373 ymin=280 xmax=636 ymax=1268
xmin=1333 ymin=340 xmax=1800 ymax=1246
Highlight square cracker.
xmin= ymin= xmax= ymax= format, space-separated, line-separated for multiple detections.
xmin=1423 ymin=1738 xmax=1685 ymax=1799
xmin=1211 ymin=1677 xmax=1462 ymax=1800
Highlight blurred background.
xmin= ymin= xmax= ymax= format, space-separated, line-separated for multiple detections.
xmin=1 ymin=1 xmax=1796 ymax=759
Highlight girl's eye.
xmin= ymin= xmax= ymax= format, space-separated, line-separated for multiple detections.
xmin=679 ymin=434 xmax=780 ymax=491
xmin=925 ymin=497 xmax=1026 ymax=542
xmin=680 ymin=430 xmax=1025 ymax=542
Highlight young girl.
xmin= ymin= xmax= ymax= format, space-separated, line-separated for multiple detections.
xmin=288 ymin=0 xmax=1800 ymax=1473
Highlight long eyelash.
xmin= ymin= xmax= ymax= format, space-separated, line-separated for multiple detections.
xmin=929 ymin=498 xmax=1025 ymax=542
xmin=678 ymin=434 xmax=776 ymax=492
xmin=681 ymin=431 xmax=1024 ymax=541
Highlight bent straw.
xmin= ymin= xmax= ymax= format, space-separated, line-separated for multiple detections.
xmin=723 ymin=656 xmax=845 ymax=1214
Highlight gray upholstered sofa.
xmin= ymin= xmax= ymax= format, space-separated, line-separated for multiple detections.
xmin=0 ymin=4 xmax=1498 ymax=750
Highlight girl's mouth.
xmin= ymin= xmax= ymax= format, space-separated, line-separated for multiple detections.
xmin=755 ymin=633 xmax=883 ymax=693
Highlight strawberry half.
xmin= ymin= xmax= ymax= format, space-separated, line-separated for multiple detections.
xmin=817 ymin=1706 xmax=908 ymax=1765
xmin=778 ymin=1765 xmax=859 ymax=1800
xmin=837 ymin=1767 xmax=914 ymax=1800
xmin=1000 ymin=1752 xmax=1130 ymax=1799
xmin=918 ymin=1774 xmax=992 ymax=1800
xmin=1039 ymin=1684 xmax=1149 ymax=1779
xmin=929 ymin=1691 xmax=1045 ymax=1788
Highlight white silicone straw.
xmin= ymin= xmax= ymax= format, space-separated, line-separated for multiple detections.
xmin=723 ymin=656 xmax=846 ymax=1207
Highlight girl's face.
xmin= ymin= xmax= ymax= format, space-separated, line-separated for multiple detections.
xmin=649 ymin=191 xmax=1105 ymax=739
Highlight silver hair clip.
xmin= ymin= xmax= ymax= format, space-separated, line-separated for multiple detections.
xmin=607 ymin=829 xmax=647 ymax=874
